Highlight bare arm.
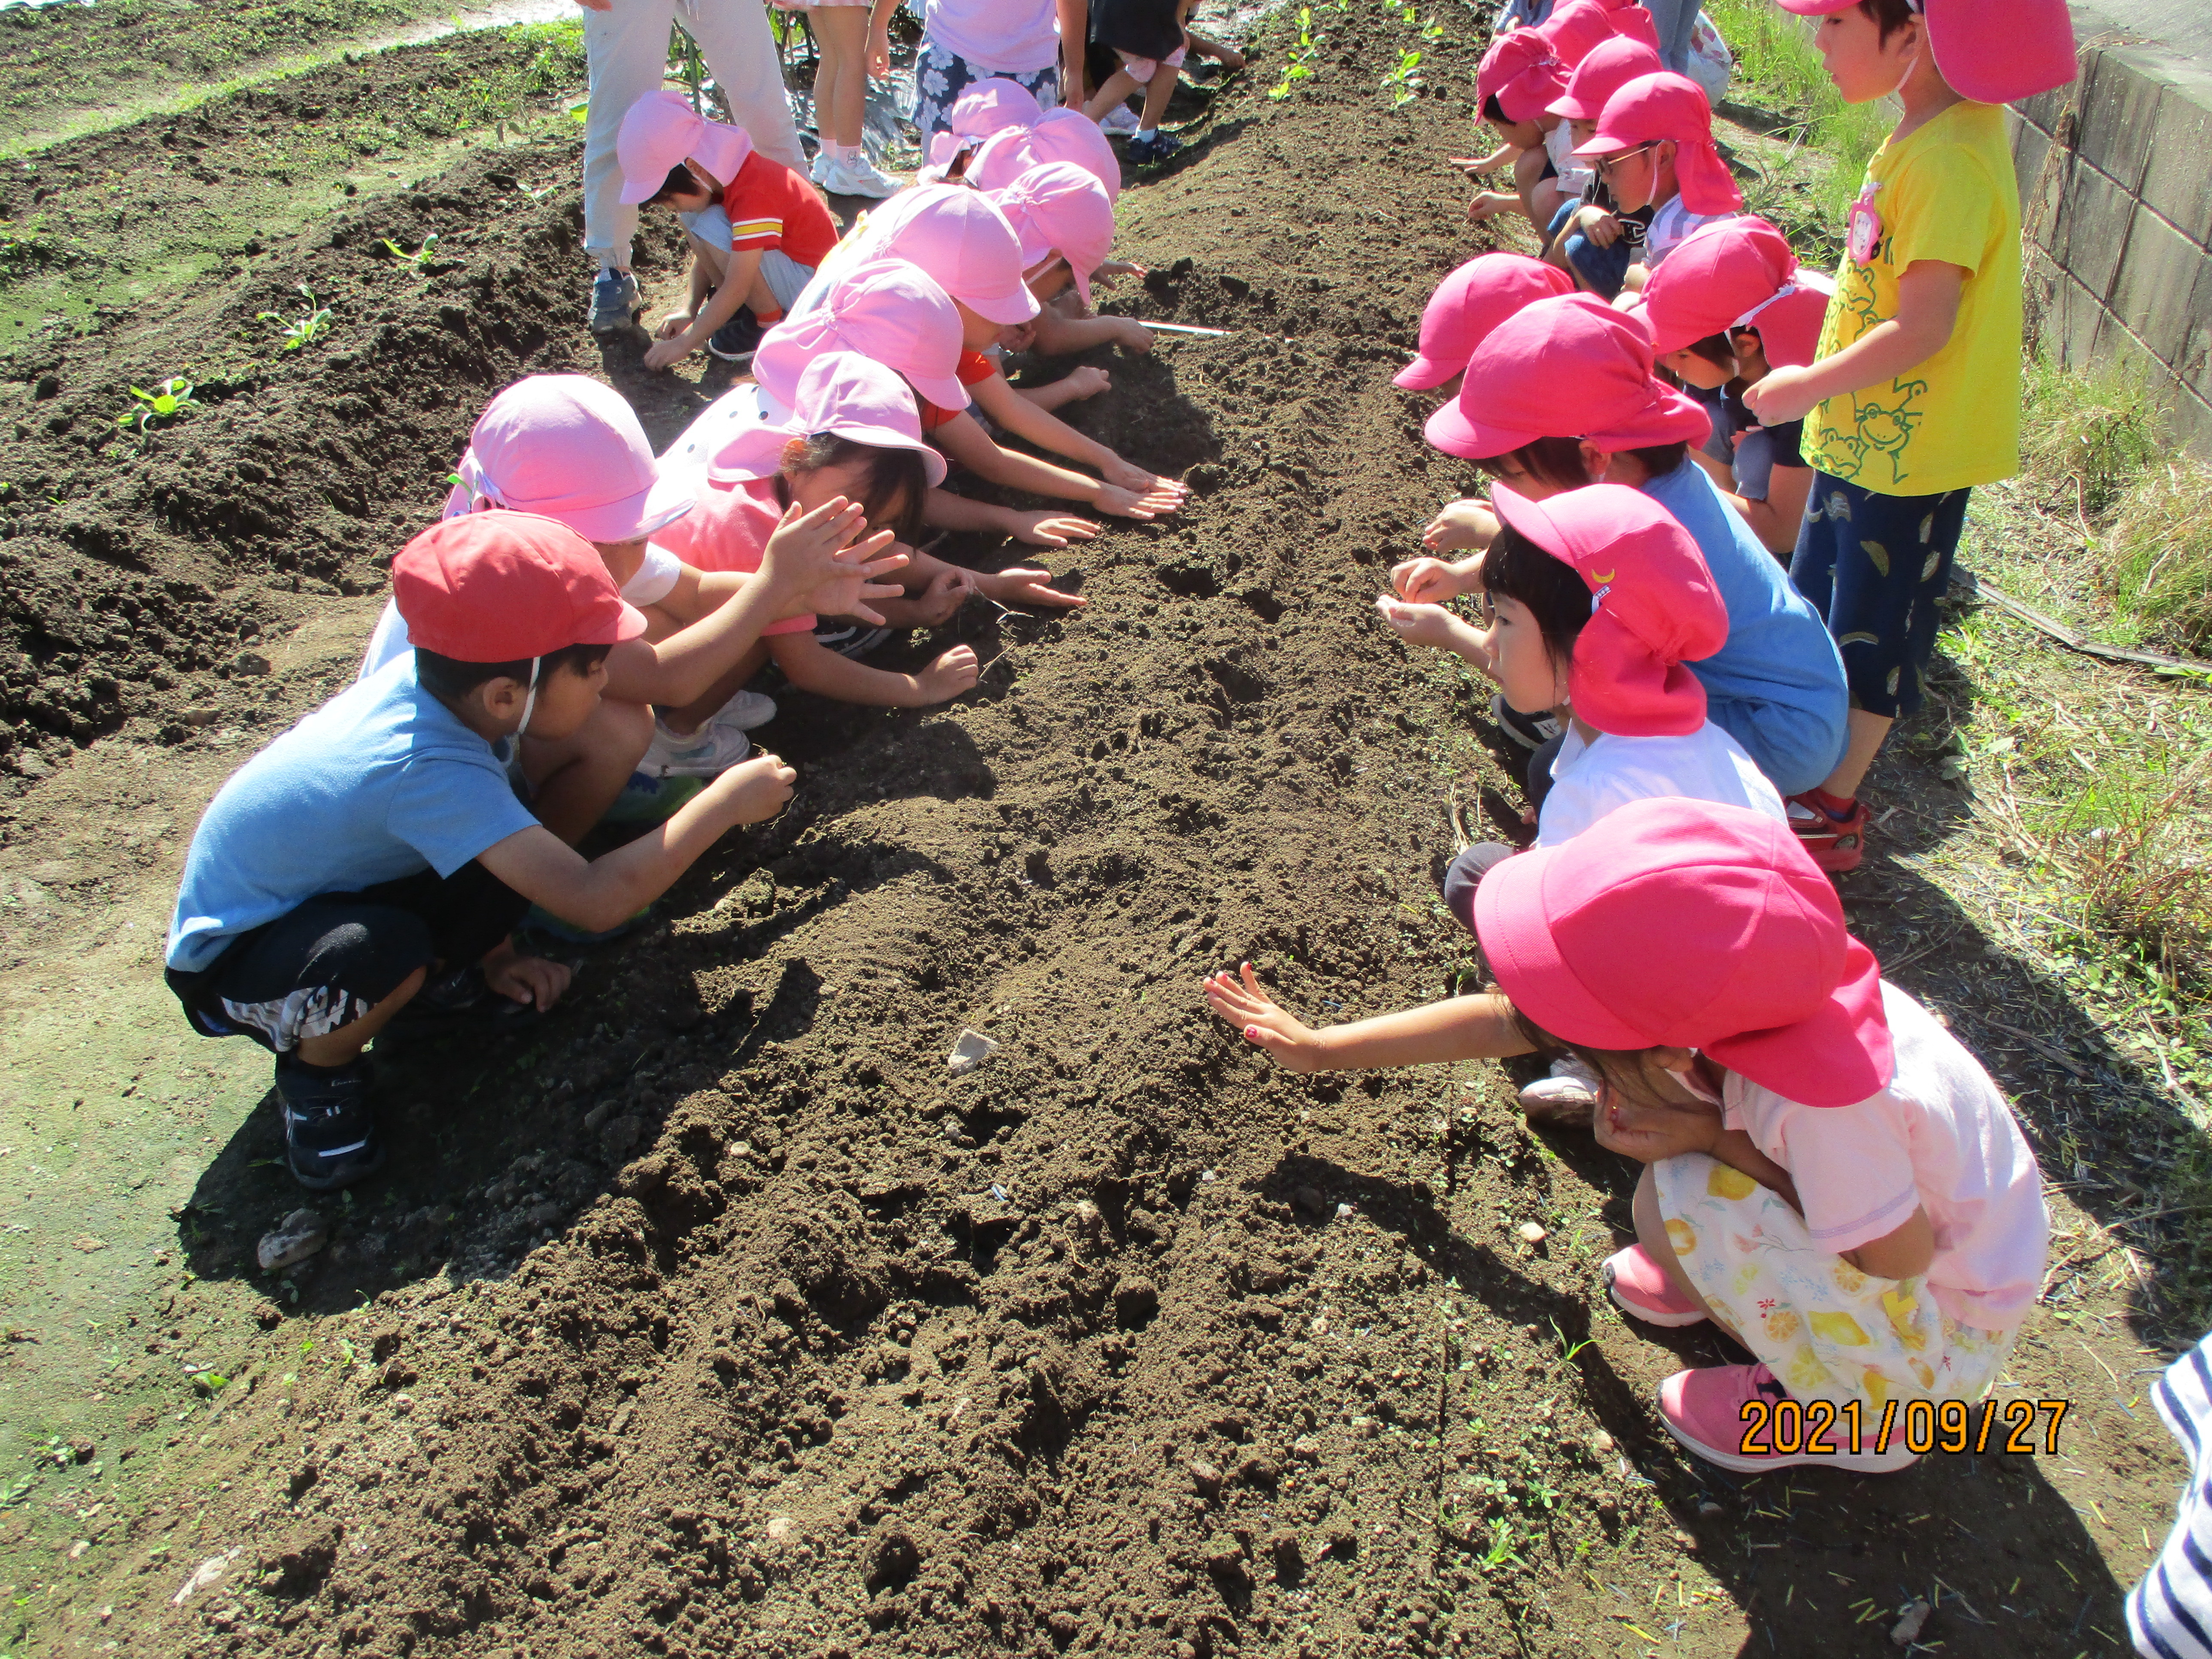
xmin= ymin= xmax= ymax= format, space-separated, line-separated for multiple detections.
xmin=1722 ymin=462 xmax=1814 ymax=556
xmin=648 ymin=247 xmax=764 ymax=368
xmin=1844 ymin=1207 xmax=1935 ymax=1281
xmin=1201 ymin=963 xmax=1536 ymax=1073
xmin=1743 ymin=261 xmax=1966 ymax=426
xmin=969 ymin=371 xmax=1120 ymax=476
xmin=933 ymin=412 xmax=1183 ymax=517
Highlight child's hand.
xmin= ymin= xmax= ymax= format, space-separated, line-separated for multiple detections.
xmin=704 ymin=751 xmax=799 ymax=825
xmin=1106 ymin=316 xmax=1156 ymax=355
xmin=1202 ymin=963 xmax=1329 ymax=1073
xmin=1102 ymin=456 xmax=1186 ymax=497
xmin=1057 ymin=365 xmax=1112 ymax=400
xmin=480 ymin=940 xmax=573 ymax=1010
xmin=1094 ymin=480 xmax=1186 ymax=519
xmin=1465 ymin=191 xmax=1517 ymax=224
xmin=998 ymin=322 xmax=1038 ymax=352
xmin=1592 ymin=1094 xmax=1722 ymax=1164
xmin=1580 ymin=209 xmax=1623 ymax=249
xmin=762 ymin=493 xmax=897 ymax=603
xmin=1374 ymin=596 xmax=1474 ymax=657
xmin=1742 ymin=366 xmax=1822 ymax=426
xmin=1390 ymin=555 xmax=1466 ymax=604
xmin=1423 ymin=498 xmax=1499 ymax=553
xmin=655 ymin=309 xmax=697 ymax=340
xmin=866 ymin=27 xmax=891 ymax=76
xmin=909 ymin=566 xmax=978 ymax=625
xmin=643 ymin=333 xmax=697 ymax=372
xmin=978 ymin=567 xmax=1086 ymax=609
xmin=915 ymin=645 xmax=981 ymax=703
xmin=1006 ymin=510 xmax=1103 ymax=547
xmin=795 ymin=540 xmax=910 ymax=627
xmin=1092 ymin=258 xmax=1146 ymax=286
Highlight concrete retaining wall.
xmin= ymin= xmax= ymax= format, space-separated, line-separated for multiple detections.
xmin=2010 ymin=3 xmax=2212 ymax=455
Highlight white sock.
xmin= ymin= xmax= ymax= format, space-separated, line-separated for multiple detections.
xmin=821 ymin=140 xmax=845 ymax=161
xmin=1136 ymin=126 xmax=1158 ymax=140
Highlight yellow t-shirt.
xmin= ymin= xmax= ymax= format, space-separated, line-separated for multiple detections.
xmin=1801 ymin=100 xmax=2022 ymax=497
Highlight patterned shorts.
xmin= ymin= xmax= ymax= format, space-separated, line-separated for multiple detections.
xmin=1654 ymin=1152 xmax=2018 ymax=1413
xmin=912 ymin=43 xmax=1060 ymax=143
xmin=1789 ymin=472 xmax=1971 ymax=720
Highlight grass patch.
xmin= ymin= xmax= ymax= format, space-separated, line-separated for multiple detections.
xmin=2018 ymin=352 xmax=2160 ymax=518
xmin=2103 ymin=464 xmax=2212 ymax=653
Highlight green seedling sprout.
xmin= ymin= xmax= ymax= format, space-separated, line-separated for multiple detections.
xmin=1479 ymin=1516 xmax=1525 ymax=1572
xmin=116 ymin=377 xmax=198 ymax=442
xmin=379 ymin=233 xmax=441 ymax=273
xmin=1269 ymin=6 xmax=1321 ymax=100
xmin=258 ymin=284 xmax=331 ymax=352
xmin=1384 ymin=48 xmax=1424 ymax=105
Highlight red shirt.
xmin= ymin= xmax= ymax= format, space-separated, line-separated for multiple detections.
xmin=723 ymin=152 xmax=838 ymax=270
xmin=918 ymin=351 xmax=999 ymax=432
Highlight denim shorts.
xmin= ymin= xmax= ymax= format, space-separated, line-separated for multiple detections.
xmin=1545 ymin=200 xmax=1635 ymax=301
xmin=1789 ymin=472 xmax=1971 ymax=719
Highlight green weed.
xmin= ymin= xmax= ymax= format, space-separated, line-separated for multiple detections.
xmin=2102 ymin=461 xmax=2212 ymax=652
xmin=1383 ymin=48 xmax=1425 ymax=106
xmin=1478 ymin=1516 xmax=1525 ymax=1571
xmin=257 ymin=283 xmax=331 ymax=352
xmin=115 ymin=376 xmax=197 ymax=441
xmin=378 ymin=233 xmax=441 ymax=274
xmin=2019 ymin=353 xmax=2159 ymax=518
xmin=1269 ymin=7 xmax=1322 ymax=101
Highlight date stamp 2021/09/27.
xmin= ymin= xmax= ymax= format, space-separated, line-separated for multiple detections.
xmin=1740 ymin=1397 xmax=2070 ymax=1458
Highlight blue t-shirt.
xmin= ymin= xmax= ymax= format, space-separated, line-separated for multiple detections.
xmin=167 ymin=656 xmax=539 ymax=972
xmin=1639 ymin=459 xmax=1850 ymax=797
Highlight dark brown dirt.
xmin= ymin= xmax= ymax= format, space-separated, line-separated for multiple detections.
xmin=1 ymin=6 xmax=2201 ymax=1659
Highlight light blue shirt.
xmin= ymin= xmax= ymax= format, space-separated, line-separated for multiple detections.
xmin=167 ymin=656 xmax=539 ymax=972
xmin=1639 ymin=459 xmax=1850 ymax=796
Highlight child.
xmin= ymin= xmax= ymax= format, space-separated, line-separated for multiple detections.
xmin=971 ymin=106 xmax=1123 ymax=200
xmin=1540 ymin=32 xmax=1664 ymax=298
xmin=1396 ymin=251 xmax=1574 ymax=396
xmin=1395 ymin=292 xmax=1849 ymax=800
xmin=1639 ymin=215 xmax=1830 ymax=553
xmin=923 ymin=75 xmax=1045 ymax=173
xmin=1200 ymin=797 xmax=2047 ymax=1471
xmin=1743 ymin=0 xmax=2075 ymax=872
xmin=1537 ymin=0 xmax=1659 ymax=65
xmin=1083 ymin=0 xmax=1192 ymax=164
xmin=1572 ymin=70 xmax=1742 ymax=287
xmin=988 ymin=161 xmax=1140 ymax=400
xmin=166 ymin=513 xmax=806 ymax=1189
xmin=974 ymin=121 xmax=1158 ymax=360
xmin=615 ymin=91 xmax=842 ymax=370
xmin=896 ymin=0 xmax=1071 ymax=149
xmin=656 ymin=352 xmax=997 ymax=709
xmin=1459 ymin=30 xmax=1574 ymax=228
xmin=775 ymin=0 xmax=900 ymax=196
xmin=358 ymin=375 xmax=905 ymax=828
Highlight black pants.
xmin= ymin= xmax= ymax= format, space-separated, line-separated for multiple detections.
xmin=164 ymin=863 xmax=529 ymax=1055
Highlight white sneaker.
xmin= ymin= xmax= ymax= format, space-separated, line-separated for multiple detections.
xmin=1099 ymin=105 xmax=1140 ymax=134
xmin=809 ymin=146 xmax=836 ymax=185
xmin=710 ymin=689 xmax=778 ymax=732
xmin=830 ymin=152 xmax=902 ymax=198
xmin=639 ymin=716 xmax=751 ymax=779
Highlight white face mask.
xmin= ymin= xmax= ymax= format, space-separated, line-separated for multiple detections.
xmin=516 ymin=655 xmax=542 ymax=737
xmin=1665 ymin=1063 xmax=1723 ymax=1107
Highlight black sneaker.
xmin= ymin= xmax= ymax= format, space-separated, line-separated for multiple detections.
xmin=708 ymin=307 xmax=766 ymax=363
xmin=1488 ymin=691 xmax=1563 ymax=750
xmin=1125 ymin=131 xmax=1184 ymax=165
xmin=274 ymin=1058 xmax=384 ymax=1191
xmin=388 ymin=963 xmax=534 ymax=1035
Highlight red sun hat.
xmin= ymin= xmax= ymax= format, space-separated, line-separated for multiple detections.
xmin=1773 ymin=0 xmax=2076 ymax=104
xmin=1574 ymin=72 xmax=1743 ymax=216
xmin=1477 ymin=28 xmax=1569 ymax=122
xmin=1639 ymin=215 xmax=1835 ymax=367
xmin=1397 ymin=253 xmax=1574 ymax=391
xmin=1539 ymin=0 xmax=1659 ymax=68
xmin=393 ymin=510 xmax=647 ymax=663
xmin=1489 ymin=481 xmax=1726 ymax=737
xmin=1427 ymin=292 xmax=1712 ymax=459
xmin=1547 ymin=33 xmax=1663 ymax=121
xmin=1474 ymin=797 xmax=1895 ymax=1108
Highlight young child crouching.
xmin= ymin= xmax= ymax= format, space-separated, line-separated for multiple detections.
xmin=167 ymin=514 xmax=800 ymax=1190
xmin=614 ymin=91 xmax=839 ymax=370
xmin=1538 ymin=32 xmax=1663 ymax=299
xmin=1637 ymin=215 xmax=1831 ymax=555
xmin=1571 ymin=70 xmax=1741 ymax=288
xmin=1396 ymin=251 xmax=1575 ymax=398
xmin=1459 ymin=29 xmax=1574 ymax=228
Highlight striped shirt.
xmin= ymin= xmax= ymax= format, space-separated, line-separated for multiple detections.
xmin=721 ymin=153 xmax=837 ymax=270
xmin=2131 ymin=1335 xmax=2212 ymax=1659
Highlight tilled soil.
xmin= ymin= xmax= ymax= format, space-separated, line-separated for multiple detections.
xmin=2 ymin=6 xmax=2198 ymax=1658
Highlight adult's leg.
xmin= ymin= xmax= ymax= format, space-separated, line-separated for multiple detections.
xmin=583 ymin=0 xmax=683 ymax=273
xmin=811 ymin=6 xmax=870 ymax=150
xmin=684 ymin=0 xmax=808 ymax=171
xmin=1639 ymin=0 xmax=1698 ymax=74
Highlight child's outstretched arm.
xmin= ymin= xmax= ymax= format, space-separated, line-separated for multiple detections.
xmin=968 ymin=372 xmax=1188 ymax=500
xmin=767 ymin=632 xmax=980 ymax=708
xmin=1373 ymin=596 xmax=1494 ymax=673
xmin=1203 ymin=962 xmax=1536 ymax=1072
xmin=647 ymin=246 xmax=766 ymax=371
xmin=921 ymin=486 xmax=1104 ymax=549
xmin=1744 ymin=261 xmax=1966 ymax=426
xmin=933 ymin=412 xmax=1186 ymax=519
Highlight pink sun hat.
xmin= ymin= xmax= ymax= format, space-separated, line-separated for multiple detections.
xmin=752 ymin=257 xmax=971 ymax=414
xmin=439 ymin=374 xmax=694 ymax=544
xmin=705 ymin=350 xmax=949 ymax=489
xmin=1428 ymin=292 xmax=1711 ymax=458
xmin=926 ymin=76 xmax=1045 ymax=167
xmin=1639 ymin=215 xmax=1834 ymax=368
xmin=1397 ymin=253 xmax=1574 ymax=391
xmin=1773 ymin=0 xmax=2076 ymax=105
xmin=1547 ymin=32 xmax=1663 ymax=121
xmin=1538 ymin=0 xmax=1659 ymax=68
xmin=990 ymin=163 xmax=1116 ymax=304
xmin=866 ymin=184 xmax=1040 ymax=325
xmin=1477 ymin=28 xmax=1568 ymax=122
xmin=615 ymin=89 xmax=754 ymax=205
xmin=1473 ymin=797 xmax=1894 ymax=1107
xmin=1489 ymin=481 xmax=1725 ymax=737
xmin=1574 ymin=72 xmax=1742 ymax=216
xmin=1024 ymin=109 xmax=1124 ymax=201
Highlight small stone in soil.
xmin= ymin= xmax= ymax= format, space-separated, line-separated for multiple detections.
xmin=1517 ymin=1222 xmax=1547 ymax=1245
xmin=256 ymin=1209 xmax=328 ymax=1273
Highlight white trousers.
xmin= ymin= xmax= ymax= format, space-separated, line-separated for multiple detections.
xmin=582 ymin=0 xmax=808 ymax=270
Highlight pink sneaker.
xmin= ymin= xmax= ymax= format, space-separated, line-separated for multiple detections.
xmin=1658 ymin=1364 xmax=1920 ymax=1474
xmin=1602 ymin=1245 xmax=1707 ymax=1328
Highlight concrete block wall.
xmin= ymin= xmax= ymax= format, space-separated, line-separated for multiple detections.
xmin=2011 ymin=6 xmax=2212 ymax=456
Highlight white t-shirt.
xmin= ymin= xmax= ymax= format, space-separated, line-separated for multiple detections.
xmin=1721 ymin=982 xmax=2050 ymax=1331
xmin=1644 ymin=195 xmax=1734 ymax=268
xmin=1544 ymin=122 xmax=1593 ymax=201
xmin=921 ymin=0 xmax=1060 ymax=74
xmin=1534 ymin=721 xmax=1784 ymax=848
xmin=356 ymin=546 xmax=683 ymax=681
